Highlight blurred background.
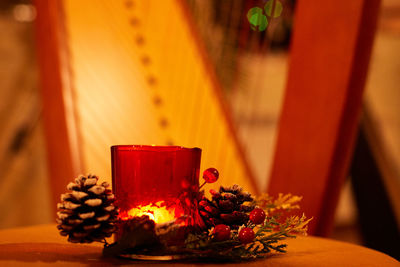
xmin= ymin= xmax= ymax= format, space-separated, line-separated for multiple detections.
xmin=0 ymin=0 xmax=399 ymax=260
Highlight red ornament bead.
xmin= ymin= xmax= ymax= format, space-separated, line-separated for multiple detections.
xmin=203 ymin=168 xmax=219 ymax=183
xmin=249 ymin=208 xmax=266 ymax=224
xmin=238 ymin=227 xmax=255 ymax=244
xmin=213 ymin=224 xmax=231 ymax=241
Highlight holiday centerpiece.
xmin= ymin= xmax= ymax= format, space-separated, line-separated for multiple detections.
xmin=56 ymin=145 xmax=311 ymax=261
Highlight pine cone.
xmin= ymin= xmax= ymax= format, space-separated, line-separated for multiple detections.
xmin=56 ymin=174 xmax=118 ymax=243
xmin=199 ymin=184 xmax=254 ymax=229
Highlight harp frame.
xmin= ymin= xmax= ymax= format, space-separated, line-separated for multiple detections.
xmin=35 ymin=0 xmax=381 ymax=237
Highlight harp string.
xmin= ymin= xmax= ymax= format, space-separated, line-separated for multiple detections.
xmin=63 ymin=0 xmax=259 ymax=192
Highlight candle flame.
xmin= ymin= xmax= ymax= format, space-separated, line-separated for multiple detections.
xmin=124 ymin=201 xmax=176 ymax=223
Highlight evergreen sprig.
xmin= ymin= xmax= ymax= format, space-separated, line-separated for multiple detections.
xmin=181 ymin=194 xmax=312 ymax=260
xmin=102 ymin=192 xmax=311 ymax=261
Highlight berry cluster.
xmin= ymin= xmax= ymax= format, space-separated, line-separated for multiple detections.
xmin=212 ymin=208 xmax=266 ymax=244
xmin=198 ymin=168 xmax=267 ymax=245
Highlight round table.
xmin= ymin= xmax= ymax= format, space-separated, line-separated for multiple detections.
xmin=0 ymin=224 xmax=398 ymax=266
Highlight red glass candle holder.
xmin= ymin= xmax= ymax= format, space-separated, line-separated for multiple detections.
xmin=111 ymin=145 xmax=202 ymax=234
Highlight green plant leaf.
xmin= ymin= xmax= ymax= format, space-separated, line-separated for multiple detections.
xmin=258 ymin=15 xmax=268 ymax=31
xmin=264 ymin=0 xmax=283 ymax=18
xmin=247 ymin=7 xmax=263 ymax=23
xmin=247 ymin=7 xmax=268 ymax=32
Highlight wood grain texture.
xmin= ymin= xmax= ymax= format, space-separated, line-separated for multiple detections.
xmin=268 ymin=0 xmax=381 ymax=236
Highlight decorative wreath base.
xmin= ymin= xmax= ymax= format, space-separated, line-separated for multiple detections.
xmin=101 ymin=193 xmax=311 ymax=262
xmin=117 ymin=252 xmax=254 ymax=262
xmin=112 ymin=246 xmax=269 ymax=262
xmin=57 ymin=172 xmax=311 ymax=262
xmin=118 ymin=251 xmax=245 ymax=262
xmin=119 ymin=254 xmax=184 ymax=261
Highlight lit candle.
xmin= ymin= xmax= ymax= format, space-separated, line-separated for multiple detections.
xmin=111 ymin=145 xmax=202 ymax=239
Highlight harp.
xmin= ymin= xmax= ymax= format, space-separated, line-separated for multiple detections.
xmin=35 ymin=0 xmax=258 ymax=203
xmin=35 ymin=0 xmax=380 ymax=235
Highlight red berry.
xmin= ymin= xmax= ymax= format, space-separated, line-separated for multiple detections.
xmin=203 ymin=168 xmax=219 ymax=183
xmin=249 ymin=208 xmax=266 ymax=224
xmin=238 ymin=227 xmax=255 ymax=244
xmin=213 ymin=224 xmax=231 ymax=241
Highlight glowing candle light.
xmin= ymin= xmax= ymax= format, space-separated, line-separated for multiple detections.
xmin=111 ymin=145 xmax=202 ymax=239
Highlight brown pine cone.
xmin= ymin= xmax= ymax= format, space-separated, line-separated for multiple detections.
xmin=56 ymin=174 xmax=118 ymax=243
xmin=199 ymin=184 xmax=254 ymax=229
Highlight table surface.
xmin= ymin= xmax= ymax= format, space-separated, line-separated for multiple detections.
xmin=0 ymin=224 xmax=398 ymax=266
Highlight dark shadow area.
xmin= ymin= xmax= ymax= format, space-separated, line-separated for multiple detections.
xmin=350 ymin=125 xmax=400 ymax=261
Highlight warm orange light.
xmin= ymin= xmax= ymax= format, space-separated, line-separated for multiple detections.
xmin=125 ymin=201 xmax=176 ymax=224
